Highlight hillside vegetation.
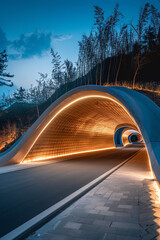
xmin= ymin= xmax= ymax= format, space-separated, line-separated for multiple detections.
xmin=0 ymin=2 xmax=160 ymax=152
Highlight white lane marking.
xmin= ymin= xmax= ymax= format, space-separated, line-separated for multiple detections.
xmin=1 ymin=150 xmax=139 ymax=240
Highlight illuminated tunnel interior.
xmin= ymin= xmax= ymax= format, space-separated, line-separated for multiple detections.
xmin=1 ymin=86 xmax=160 ymax=185
xmin=24 ymin=95 xmax=141 ymax=162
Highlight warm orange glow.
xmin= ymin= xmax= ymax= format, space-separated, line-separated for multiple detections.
xmin=22 ymin=146 xmax=116 ymax=164
xmin=153 ymin=180 xmax=160 ymax=202
xmin=122 ymin=129 xmax=142 ymax=146
xmin=104 ymin=83 xmax=160 ymax=95
xmin=145 ymin=146 xmax=154 ymax=179
xmin=21 ymin=94 xmax=139 ymax=164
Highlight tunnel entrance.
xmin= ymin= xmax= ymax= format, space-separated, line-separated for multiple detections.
xmin=0 ymin=86 xmax=159 ymax=186
xmin=23 ymin=94 xmax=141 ymax=163
xmin=130 ymin=135 xmax=138 ymax=143
xmin=114 ymin=126 xmax=143 ymax=148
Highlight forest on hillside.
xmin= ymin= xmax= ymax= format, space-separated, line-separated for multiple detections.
xmin=0 ymin=2 xmax=160 ymax=152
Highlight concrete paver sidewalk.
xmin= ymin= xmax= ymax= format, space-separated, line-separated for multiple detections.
xmin=27 ymin=149 xmax=160 ymax=240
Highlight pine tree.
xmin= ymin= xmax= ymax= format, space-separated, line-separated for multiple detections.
xmin=13 ymin=87 xmax=26 ymax=102
xmin=64 ymin=60 xmax=76 ymax=82
xmin=50 ymin=48 xmax=64 ymax=88
xmin=0 ymin=50 xmax=14 ymax=87
xmin=143 ymin=26 xmax=156 ymax=51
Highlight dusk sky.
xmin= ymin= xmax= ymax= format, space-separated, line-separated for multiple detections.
xmin=0 ymin=0 xmax=159 ymax=95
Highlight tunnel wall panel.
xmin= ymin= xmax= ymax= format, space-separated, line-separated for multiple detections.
xmin=25 ymin=97 xmax=136 ymax=161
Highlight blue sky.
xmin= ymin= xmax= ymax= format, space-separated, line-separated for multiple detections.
xmin=0 ymin=0 xmax=159 ymax=95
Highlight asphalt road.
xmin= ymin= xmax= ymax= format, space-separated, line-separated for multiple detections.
xmin=0 ymin=148 xmax=139 ymax=237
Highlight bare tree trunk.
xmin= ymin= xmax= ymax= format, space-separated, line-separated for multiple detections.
xmin=36 ymin=100 xmax=39 ymax=118
xmin=115 ymin=54 xmax=122 ymax=86
xmin=107 ymin=58 xmax=112 ymax=85
xmin=90 ymin=61 xmax=92 ymax=84
xmin=96 ymin=63 xmax=98 ymax=85
xmin=132 ymin=65 xmax=139 ymax=89
xmin=100 ymin=62 xmax=102 ymax=86
xmin=83 ymin=64 xmax=86 ymax=85
xmin=66 ymin=79 xmax=67 ymax=92
xmin=133 ymin=54 xmax=140 ymax=89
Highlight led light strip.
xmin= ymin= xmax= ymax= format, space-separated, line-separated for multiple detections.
xmin=22 ymin=146 xmax=116 ymax=164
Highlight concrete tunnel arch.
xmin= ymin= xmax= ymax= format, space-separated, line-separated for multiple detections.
xmin=114 ymin=127 xmax=144 ymax=147
xmin=0 ymin=86 xmax=160 ymax=183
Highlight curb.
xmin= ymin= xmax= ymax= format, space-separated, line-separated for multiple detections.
xmin=1 ymin=150 xmax=139 ymax=240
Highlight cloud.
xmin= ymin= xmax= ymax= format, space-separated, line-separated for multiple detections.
xmin=9 ymin=31 xmax=52 ymax=59
xmin=53 ymin=34 xmax=72 ymax=41
xmin=0 ymin=28 xmax=72 ymax=60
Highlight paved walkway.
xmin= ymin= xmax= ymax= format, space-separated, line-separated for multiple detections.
xmin=27 ymin=149 xmax=160 ymax=240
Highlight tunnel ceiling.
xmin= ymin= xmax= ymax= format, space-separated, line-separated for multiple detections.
xmin=24 ymin=96 xmax=138 ymax=162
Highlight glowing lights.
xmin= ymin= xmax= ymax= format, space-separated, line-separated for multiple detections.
xmin=22 ymin=94 xmax=138 ymax=164
xmin=122 ymin=129 xmax=143 ymax=147
xmin=153 ymin=180 xmax=160 ymax=202
xmin=22 ymin=146 xmax=116 ymax=164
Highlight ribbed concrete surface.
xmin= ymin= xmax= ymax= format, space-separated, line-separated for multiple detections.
xmin=25 ymin=97 xmax=136 ymax=162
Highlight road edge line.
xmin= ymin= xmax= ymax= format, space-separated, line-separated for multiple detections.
xmin=1 ymin=150 xmax=140 ymax=240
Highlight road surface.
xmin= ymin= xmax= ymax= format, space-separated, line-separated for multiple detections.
xmin=0 ymin=148 xmax=139 ymax=237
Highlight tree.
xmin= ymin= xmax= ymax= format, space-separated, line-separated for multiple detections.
xmin=94 ymin=6 xmax=105 ymax=85
xmin=0 ymin=92 xmax=6 ymax=109
xmin=143 ymin=26 xmax=156 ymax=51
xmin=149 ymin=4 xmax=160 ymax=37
xmin=85 ymin=32 xmax=95 ymax=84
xmin=0 ymin=50 xmax=14 ymax=87
xmin=114 ymin=25 xmax=128 ymax=85
xmin=78 ymin=33 xmax=95 ymax=84
xmin=136 ymin=3 xmax=150 ymax=44
xmin=64 ymin=59 xmax=76 ymax=90
xmin=50 ymin=48 xmax=64 ymax=89
xmin=132 ymin=42 xmax=149 ymax=89
xmin=13 ymin=87 xmax=26 ymax=102
xmin=78 ymin=39 xmax=87 ymax=82
xmin=29 ymin=84 xmax=40 ymax=118
xmin=107 ymin=4 xmax=123 ymax=84
xmin=36 ymin=73 xmax=52 ymax=102
xmin=130 ymin=3 xmax=151 ymax=88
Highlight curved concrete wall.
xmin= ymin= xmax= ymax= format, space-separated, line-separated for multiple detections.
xmin=25 ymin=95 xmax=137 ymax=162
xmin=0 ymin=86 xmax=160 ymax=183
